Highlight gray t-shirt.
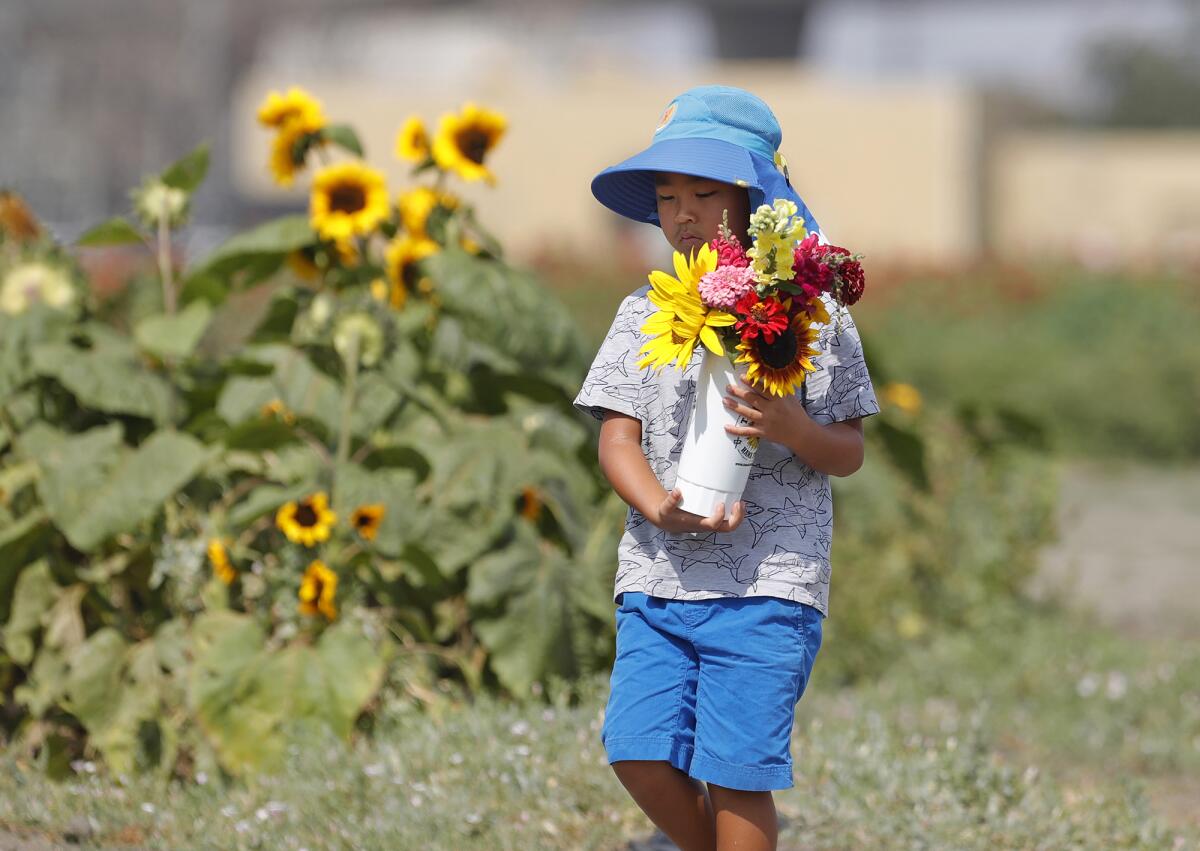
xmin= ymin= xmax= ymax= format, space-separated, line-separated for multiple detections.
xmin=572 ymin=283 xmax=879 ymax=616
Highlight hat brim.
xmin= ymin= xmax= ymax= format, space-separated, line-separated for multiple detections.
xmin=591 ymin=137 xmax=821 ymax=235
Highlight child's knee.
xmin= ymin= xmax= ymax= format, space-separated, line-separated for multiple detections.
xmin=611 ymin=758 xmax=680 ymax=791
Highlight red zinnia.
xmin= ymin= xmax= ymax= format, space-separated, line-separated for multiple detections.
xmin=712 ymin=231 xmax=750 ymax=268
xmin=838 ymin=258 xmax=865 ymax=305
xmin=734 ymin=291 xmax=790 ymax=343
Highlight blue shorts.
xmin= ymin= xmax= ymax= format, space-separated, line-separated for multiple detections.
xmin=601 ymin=591 xmax=824 ymax=792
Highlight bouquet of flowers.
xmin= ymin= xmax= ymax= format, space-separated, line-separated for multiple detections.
xmin=637 ymin=198 xmax=865 ymax=398
xmin=636 ymin=199 xmax=866 ymax=517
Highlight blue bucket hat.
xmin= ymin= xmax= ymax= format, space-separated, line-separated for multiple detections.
xmin=591 ymin=85 xmax=820 ymax=236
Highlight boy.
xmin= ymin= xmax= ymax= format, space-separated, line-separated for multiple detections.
xmin=572 ymin=86 xmax=879 ymax=851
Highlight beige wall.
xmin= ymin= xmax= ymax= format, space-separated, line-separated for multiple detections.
xmin=991 ymin=131 xmax=1200 ymax=265
xmin=230 ymin=62 xmax=982 ymax=265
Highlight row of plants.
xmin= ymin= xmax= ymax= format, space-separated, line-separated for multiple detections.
xmin=1 ymin=87 xmax=1056 ymax=782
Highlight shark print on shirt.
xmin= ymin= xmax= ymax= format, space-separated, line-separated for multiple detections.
xmin=573 ymin=283 xmax=879 ymax=616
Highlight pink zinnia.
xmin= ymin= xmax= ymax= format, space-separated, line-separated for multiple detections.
xmin=698 ymin=265 xmax=757 ymax=311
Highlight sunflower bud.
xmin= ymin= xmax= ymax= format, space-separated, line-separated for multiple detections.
xmin=333 ymin=312 xmax=384 ymax=368
xmin=132 ymin=179 xmax=190 ymax=229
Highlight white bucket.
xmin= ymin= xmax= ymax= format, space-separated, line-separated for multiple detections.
xmin=674 ymin=348 xmax=758 ymax=519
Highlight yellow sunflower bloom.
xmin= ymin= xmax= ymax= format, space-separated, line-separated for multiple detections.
xmin=395 ymin=115 xmax=431 ymax=163
xmin=349 ymin=503 xmax=385 ymax=541
xmin=257 ymin=87 xmax=325 ymax=129
xmin=396 ymin=186 xmax=458 ymax=237
xmin=206 ymin=538 xmax=237 ymax=585
xmin=881 ymin=382 xmax=923 ymax=415
xmin=275 ymin=491 xmax=337 ymax=547
xmin=298 ymin=559 xmax=338 ymax=620
xmin=269 ymin=119 xmax=326 ymax=187
xmin=518 ymin=486 xmax=542 ymax=522
xmin=0 ymin=190 xmax=42 ymax=243
xmin=732 ymin=313 xmax=820 ymax=398
xmin=431 ymin=103 xmax=506 ymax=184
xmin=384 ymin=234 xmax=439 ymax=310
xmin=637 ymin=244 xmax=737 ymax=371
xmin=309 ymin=162 xmax=391 ymax=243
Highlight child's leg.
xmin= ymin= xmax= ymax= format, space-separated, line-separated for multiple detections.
xmin=707 ymin=784 xmax=777 ymax=851
xmin=612 ymin=760 xmax=716 ymax=851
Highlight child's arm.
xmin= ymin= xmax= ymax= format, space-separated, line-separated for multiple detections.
xmin=723 ymin=379 xmax=866 ymax=477
xmin=599 ymin=410 xmax=745 ymax=533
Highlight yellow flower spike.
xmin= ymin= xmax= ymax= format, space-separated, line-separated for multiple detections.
xmin=309 ymin=162 xmax=390 ymax=243
xmin=298 ymin=559 xmax=338 ymax=620
xmin=431 ymin=102 xmax=507 ymax=184
xmin=350 ymin=503 xmax=386 ymax=541
xmin=275 ymin=491 xmax=337 ymax=547
xmin=206 ymin=538 xmax=237 ymax=585
xmin=395 ymin=115 xmax=431 ymax=163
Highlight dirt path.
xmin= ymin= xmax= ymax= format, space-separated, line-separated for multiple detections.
xmin=1029 ymin=460 xmax=1200 ymax=639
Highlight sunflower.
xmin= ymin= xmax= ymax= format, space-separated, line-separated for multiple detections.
xmin=309 ymin=162 xmax=390 ymax=243
xmin=257 ymin=87 xmax=325 ymax=130
xmin=397 ymin=186 xmax=458 ymax=237
xmin=395 ymin=115 xmax=431 ymax=163
xmin=275 ymin=491 xmax=337 ymax=547
xmin=270 ymin=119 xmax=326 ymax=187
xmin=260 ymin=398 xmax=296 ymax=425
xmin=732 ymin=312 xmax=820 ymax=398
xmin=431 ymin=103 xmax=507 ymax=184
xmin=384 ymin=234 xmax=439 ymax=310
xmin=298 ymin=559 xmax=338 ymax=620
xmin=349 ymin=503 xmax=385 ymax=540
xmin=637 ymin=243 xmax=737 ymax=370
xmin=518 ymin=486 xmax=542 ymax=522
xmin=0 ymin=190 xmax=42 ymax=243
xmin=206 ymin=538 xmax=237 ymax=585
xmin=881 ymin=382 xmax=923 ymax=415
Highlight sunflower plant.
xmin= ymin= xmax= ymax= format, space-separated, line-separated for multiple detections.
xmin=0 ymin=87 xmax=620 ymax=782
xmin=639 ymin=200 xmax=867 ymax=397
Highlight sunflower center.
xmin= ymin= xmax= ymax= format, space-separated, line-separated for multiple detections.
xmin=354 ymin=513 xmax=370 ymax=529
xmin=456 ymin=129 xmax=490 ymax=164
xmin=755 ymin=325 xmax=798 ymax=370
xmin=402 ymin=261 xmax=420 ymax=290
xmin=295 ymin=503 xmax=319 ymax=527
xmin=329 ymin=183 xmax=366 ymax=214
xmin=670 ymin=329 xmax=688 ymax=345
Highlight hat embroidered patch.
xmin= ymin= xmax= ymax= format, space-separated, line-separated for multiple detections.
xmin=654 ymin=101 xmax=678 ymax=134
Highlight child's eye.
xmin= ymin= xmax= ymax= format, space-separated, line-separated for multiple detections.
xmin=657 ymin=194 xmax=674 ymax=202
xmin=696 ymin=191 xmax=716 ymax=198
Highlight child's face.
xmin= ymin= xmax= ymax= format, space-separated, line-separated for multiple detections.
xmin=654 ymin=171 xmax=751 ymax=257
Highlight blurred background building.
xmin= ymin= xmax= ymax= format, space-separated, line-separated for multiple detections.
xmin=3 ymin=0 xmax=1200 ymax=267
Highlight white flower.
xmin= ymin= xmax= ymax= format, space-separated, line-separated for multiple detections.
xmin=0 ymin=261 xmax=76 ymax=315
xmin=333 ymin=312 xmax=384 ymax=368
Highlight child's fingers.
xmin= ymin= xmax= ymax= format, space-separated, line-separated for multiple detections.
xmin=723 ymin=500 xmax=746 ymax=530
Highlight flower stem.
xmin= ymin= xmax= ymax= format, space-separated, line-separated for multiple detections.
xmin=157 ymin=201 xmax=176 ymax=315
xmin=335 ymin=332 xmax=360 ymax=476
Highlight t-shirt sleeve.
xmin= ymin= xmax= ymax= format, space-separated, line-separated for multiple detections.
xmin=803 ymin=302 xmax=880 ymax=425
xmin=572 ymin=292 xmax=651 ymax=422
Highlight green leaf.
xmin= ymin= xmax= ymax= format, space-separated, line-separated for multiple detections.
xmin=467 ymin=522 xmax=588 ymax=696
xmin=0 ymin=510 xmax=50 ymax=623
xmin=160 ymin=142 xmax=211 ymax=192
xmin=875 ymin=419 xmax=930 ymax=491
xmin=322 ymin=124 xmax=365 ymax=157
xmin=30 ymin=425 xmax=214 ymax=551
xmin=134 ymin=300 xmax=213 ymax=360
xmin=1 ymin=560 xmax=58 ymax=666
xmin=31 ymin=342 xmax=175 ymax=424
xmin=217 ymin=345 xmax=341 ymax=432
xmin=228 ymin=482 xmax=311 ymax=527
xmin=75 ymin=217 xmax=144 ymax=247
xmin=191 ymin=215 xmax=315 ymax=277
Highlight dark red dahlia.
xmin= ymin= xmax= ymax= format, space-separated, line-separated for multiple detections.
xmin=839 ymin=258 xmax=865 ymax=305
xmin=792 ymin=234 xmax=834 ymax=299
xmin=733 ymin=291 xmax=790 ymax=343
xmin=712 ymin=231 xmax=750 ymax=268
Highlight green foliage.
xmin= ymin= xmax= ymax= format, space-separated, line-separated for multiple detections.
xmin=0 ymin=109 xmax=614 ymax=779
xmin=855 ymin=270 xmax=1200 ymax=460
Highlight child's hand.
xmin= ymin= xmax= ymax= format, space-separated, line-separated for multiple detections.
xmin=653 ymin=487 xmax=745 ymax=534
xmin=723 ymin=375 xmax=805 ymax=447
